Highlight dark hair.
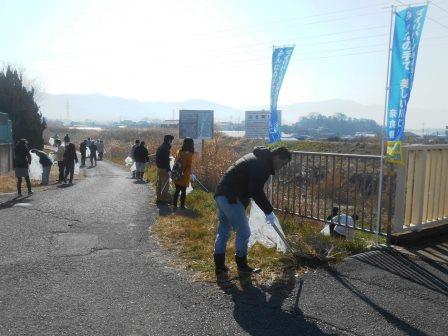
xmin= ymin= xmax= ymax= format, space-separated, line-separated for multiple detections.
xmin=67 ymin=143 xmax=75 ymax=153
xmin=55 ymin=139 xmax=62 ymax=145
xmin=135 ymin=139 xmax=140 ymax=144
xmin=140 ymin=141 xmax=145 ymax=146
xmin=332 ymin=207 xmax=339 ymax=216
xmin=272 ymin=147 xmax=291 ymax=161
xmin=181 ymin=138 xmax=194 ymax=153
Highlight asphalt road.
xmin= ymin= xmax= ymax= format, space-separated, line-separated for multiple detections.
xmin=1 ymin=161 xmax=447 ymax=335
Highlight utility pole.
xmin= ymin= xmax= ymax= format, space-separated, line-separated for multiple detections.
xmin=66 ymin=99 xmax=70 ymax=121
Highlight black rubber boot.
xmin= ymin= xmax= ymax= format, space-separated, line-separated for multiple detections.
xmin=235 ymin=255 xmax=254 ymax=274
xmin=214 ymin=253 xmax=229 ymax=276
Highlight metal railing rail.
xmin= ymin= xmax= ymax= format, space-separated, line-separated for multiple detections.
xmin=267 ymin=150 xmax=390 ymax=236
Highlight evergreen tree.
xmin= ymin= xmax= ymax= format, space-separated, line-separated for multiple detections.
xmin=0 ymin=66 xmax=46 ymax=149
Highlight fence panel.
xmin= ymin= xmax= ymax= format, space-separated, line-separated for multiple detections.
xmin=394 ymin=144 xmax=448 ymax=233
xmin=267 ymin=151 xmax=388 ymax=235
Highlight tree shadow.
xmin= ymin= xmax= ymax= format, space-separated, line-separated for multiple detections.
xmin=218 ymin=272 xmax=336 ymax=336
xmin=353 ymin=249 xmax=448 ymax=296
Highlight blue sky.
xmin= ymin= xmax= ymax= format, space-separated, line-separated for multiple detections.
xmin=1 ymin=0 xmax=447 ymax=126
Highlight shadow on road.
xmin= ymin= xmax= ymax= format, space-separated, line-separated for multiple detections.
xmin=219 ymin=275 xmax=335 ymax=336
xmin=57 ymin=184 xmax=75 ymax=188
xmin=0 ymin=195 xmax=31 ymax=210
xmin=327 ymin=266 xmax=429 ymax=336
xmin=353 ymin=249 xmax=448 ymax=296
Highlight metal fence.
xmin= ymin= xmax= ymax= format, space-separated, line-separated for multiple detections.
xmin=267 ymin=151 xmax=391 ymax=236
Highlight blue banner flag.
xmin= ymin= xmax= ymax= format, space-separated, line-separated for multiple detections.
xmin=386 ymin=5 xmax=427 ymax=143
xmin=269 ymin=46 xmax=294 ymax=143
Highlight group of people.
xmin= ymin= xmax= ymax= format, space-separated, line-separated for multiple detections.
xmin=13 ymin=135 xmax=106 ymax=196
xmin=13 ymin=137 xmax=79 ymax=195
xmin=128 ymin=135 xmax=195 ymax=210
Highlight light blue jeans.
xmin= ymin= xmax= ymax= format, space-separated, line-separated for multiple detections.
xmin=214 ymin=196 xmax=251 ymax=257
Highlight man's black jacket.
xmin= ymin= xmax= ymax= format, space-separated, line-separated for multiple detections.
xmin=134 ymin=145 xmax=149 ymax=163
xmin=156 ymin=143 xmax=171 ymax=171
xmin=215 ymin=146 xmax=274 ymax=214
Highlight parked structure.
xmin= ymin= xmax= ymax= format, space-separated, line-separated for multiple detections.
xmin=0 ymin=112 xmax=13 ymax=173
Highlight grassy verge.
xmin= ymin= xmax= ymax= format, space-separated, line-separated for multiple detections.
xmin=152 ymin=188 xmax=376 ymax=286
xmin=0 ymin=165 xmax=86 ymax=194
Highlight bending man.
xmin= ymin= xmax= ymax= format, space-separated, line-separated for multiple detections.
xmin=213 ymin=146 xmax=291 ymax=276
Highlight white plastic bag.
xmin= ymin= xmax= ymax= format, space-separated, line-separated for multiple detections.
xmin=86 ymin=147 xmax=91 ymax=158
xmin=49 ymin=137 xmax=55 ymax=146
xmin=125 ymin=156 xmax=133 ymax=166
xmin=186 ymin=183 xmax=193 ymax=195
xmin=130 ymin=162 xmax=136 ymax=172
xmin=74 ymin=162 xmax=80 ymax=175
xmin=29 ymin=152 xmax=43 ymax=181
xmin=248 ymin=200 xmax=287 ymax=252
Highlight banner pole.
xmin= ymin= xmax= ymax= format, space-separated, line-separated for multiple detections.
xmin=375 ymin=5 xmax=395 ymax=245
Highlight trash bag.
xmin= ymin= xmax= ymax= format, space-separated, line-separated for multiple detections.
xmin=124 ymin=156 xmax=133 ymax=166
xmin=186 ymin=183 xmax=193 ymax=195
xmin=248 ymin=200 xmax=287 ymax=252
xmin=74 ymin=162 xmax=80 ymax=175
xmin=29 ymin=153 xmax=43 ymax=181
xmin=130 ymin=162 xmax=136 ymax=172
xmin=86 ymin=147 xmax=91 ymax=158
xmin=49 ymin=137 xmax=55 ymax=146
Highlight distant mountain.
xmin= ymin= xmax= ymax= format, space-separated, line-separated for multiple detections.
xmin=37 ymin=93 xmax=445 ymax=129
xmin=37 ymin=93 xmax=243 ymax=122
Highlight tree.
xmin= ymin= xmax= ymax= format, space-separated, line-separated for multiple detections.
xmin=0 ymin=66 xmax=46 ymax=149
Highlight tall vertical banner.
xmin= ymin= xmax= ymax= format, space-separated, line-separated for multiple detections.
xmin=269 ymin=46 xmax=294 ymax=143
xmin=386 ymin=5 xmax=427 ymax=163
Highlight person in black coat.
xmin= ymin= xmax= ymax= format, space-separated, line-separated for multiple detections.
xmin=79 ymin=140 xmax=87 ymax=167
xmin=89 ymin=141 xmax=97 ymax=167
xmin=155 ymin=135 xmax=174 ymax=202
xmin=213 ymin=146 xmax=291 ymax=276
xmin=14 ymin=139 xmax=32 ymax=196
xmin=63 ymin=143 xmax=78 ymax=184
xmin=133 ymin=141 xmax=149 ymax=181
xmin=30 ymin=149 xmax=53 ymax=185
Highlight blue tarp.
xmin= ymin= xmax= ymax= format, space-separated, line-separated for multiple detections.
xmin=0 ymin=112 xmax=13 ymax=144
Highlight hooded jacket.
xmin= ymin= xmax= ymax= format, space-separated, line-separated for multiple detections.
xmin=215 ymin=146 xmax=274 ymax=214
xmin=63 ymin=144 xmax=78 ymax=165
xmin=134 ymin=143 xmax=149 ymax=163
xmin=155 ymin=135 xmax=173 ymax=170
xmin=79 ymin=141 xmax=87 ymax=154
xmin=14 ymin=142 xmax=31 ymax=169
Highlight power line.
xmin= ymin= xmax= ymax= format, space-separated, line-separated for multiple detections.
xmin=197 ymin=9 xmax=389 ymax=40
xmin=430 ymin=1 xmax=448 ymax=16
xmin=204 ymin=1 xmax=390 ymax=34
xmin=207 ymin=25 xmax=388 ymax=52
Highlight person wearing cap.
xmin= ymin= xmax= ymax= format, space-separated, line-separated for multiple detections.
xmin=213 ymin=146 xmax=292 ymax=277
xmin=155 ymin=135 xmax=174 ymax=203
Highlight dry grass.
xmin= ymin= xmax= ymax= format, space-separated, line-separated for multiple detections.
xmin=0 ymin=165 xmax=85 ymax=194
xmin=152 ymin=189 xmax=375 ymax=286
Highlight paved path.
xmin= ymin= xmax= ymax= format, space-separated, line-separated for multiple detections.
xmin=1 ymin=161 xmax=447 ymax=335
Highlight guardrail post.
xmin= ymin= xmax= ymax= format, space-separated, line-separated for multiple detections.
xmin=392 ymin=146 xmax=408 ymax=233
